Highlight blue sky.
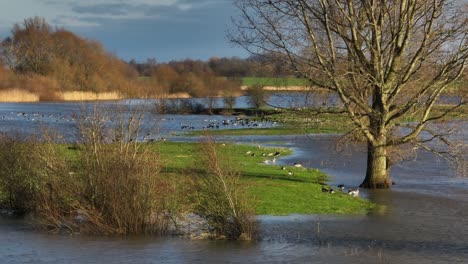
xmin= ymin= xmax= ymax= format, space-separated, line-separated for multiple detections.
xmin=0 ymin=0 xmax=248 ymax=62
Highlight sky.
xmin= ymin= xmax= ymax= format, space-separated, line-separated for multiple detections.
xmin=0 ymin=0 xmax=248 ymax=62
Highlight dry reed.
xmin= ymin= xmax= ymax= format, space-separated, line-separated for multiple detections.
xmin=62 ymin=91 xmax=121 ymax=101
xmin=0 ymin=89 xmax=39 ymax=102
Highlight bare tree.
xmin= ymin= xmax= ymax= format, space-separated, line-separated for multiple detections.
xmin=231 ymin=0 xmax=467 ymax=188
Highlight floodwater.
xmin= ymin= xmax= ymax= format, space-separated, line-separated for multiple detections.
xmin=0 ymin=98 xmax=467 ymax=263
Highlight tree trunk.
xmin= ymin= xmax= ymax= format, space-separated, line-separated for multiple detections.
xmin=360 ymin=141 xmax=391 ymax=189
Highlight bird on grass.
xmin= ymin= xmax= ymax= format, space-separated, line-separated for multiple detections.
xmin=263 ymin=158 xmax=276 ymax=165
xmin=294 ymin=163 xmax=303 ymax=168
xmin=321 ymin=186 xmax=335 ymax=194
xmin=348 ymin=188 xmax=360 ymax=197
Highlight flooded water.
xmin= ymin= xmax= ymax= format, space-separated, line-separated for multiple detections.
xmin=0 ymin=100 xmax=276 ymax=140
xmin=1 ymin=99 xmax=467 ymax=263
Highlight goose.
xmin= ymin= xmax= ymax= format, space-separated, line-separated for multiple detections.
xmin=348 ymin=188 xmax=360 ymax=197
xmin=322 ymin=186 xmax=335 ymax=194
xmin=337 ymin=184 xmax=345 ymax=191
xmin=293 ymin=163 xmax=303 ymax=168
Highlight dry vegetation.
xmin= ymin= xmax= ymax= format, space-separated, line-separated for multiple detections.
xmin=195 ymin=137 xmax=258 ymax=240
xmin=0 ymin=17 xmax=242 ymax=102
xmin=0 ymin=107 xmax=174 ymax=235
xmin=0 ymin=106 xmax=257 ymax=239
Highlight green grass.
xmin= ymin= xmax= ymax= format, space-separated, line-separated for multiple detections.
xmin=152 ymin=142 xmax=375 ymax=215
xmin=187 ymin=127 xmax=342 ymax=136
xmin=187 ymin=110 xmax=352 ymax=136
xmin=242 ymin=77 xmax=310 ymax=87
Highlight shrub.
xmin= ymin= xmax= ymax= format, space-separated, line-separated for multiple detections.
xmin=0 ymin=105 xmax=174 ymax=235
xmin=246 ymin=84 xmax=269 ymax=109
xmin=65 ymin=104 xmax=172 ymax=234
xmin=0 ymin=135 xmax=42 ymax=214
xmin=194 ymin=137 xmax=258 ymax=240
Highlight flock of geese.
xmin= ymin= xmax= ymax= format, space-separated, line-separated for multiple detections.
xmin=179 ymin=117 xmax=277 ymax=131
xmin=1 ymin=111 xmax=72 ymax=123
xmin=322 ymin=185 xmax=360 ymax=197
xmin=246 ymin=148 xmax=360 ymax=197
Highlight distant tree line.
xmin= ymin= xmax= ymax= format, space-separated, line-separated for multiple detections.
xmin=128 ymin=53 xmax=298 ymax=79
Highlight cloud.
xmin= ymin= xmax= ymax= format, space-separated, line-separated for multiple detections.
xmin=0 ymin=0 xmax=222 ymax=28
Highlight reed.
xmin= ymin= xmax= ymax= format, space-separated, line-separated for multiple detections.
xmin=0 ymin=89 xmax=39 ymax=102
xmin=62 ymin=91 xmax=122 ymax=101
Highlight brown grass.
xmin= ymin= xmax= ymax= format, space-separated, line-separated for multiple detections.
xmin=0 ymin=90 xmax=122 ymax=102
xmin=62 ymin=91 xmax=122 ymax=101
xmin=0 ymin=89 xmax=39 ymax=102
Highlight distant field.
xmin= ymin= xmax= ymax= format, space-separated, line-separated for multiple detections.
xmin=242 ymin=77 xmax=310 ymax=87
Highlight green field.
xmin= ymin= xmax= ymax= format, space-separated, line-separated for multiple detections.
xmin=242 ymin=77 xmax=310 ymax=87
xmin=187 ymin=110 xmax=353 ymax=136
xmin=155 ymin=142 xmax=375 ymax=215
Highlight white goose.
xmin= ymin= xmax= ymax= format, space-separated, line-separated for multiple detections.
xmin=348 ymin=188 xmax=360 ymax=197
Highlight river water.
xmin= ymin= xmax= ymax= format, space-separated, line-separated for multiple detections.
xmin=0 ymin=98 xmax=467 ymax=263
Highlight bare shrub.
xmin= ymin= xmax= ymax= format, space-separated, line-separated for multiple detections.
xmin=0 ymin=134 xmax=42 ymax=214
xmin=68 ymin=104 xmax=172 ymax=235
xmin=0 ymin=104 xmax=174 ymax=235
xmin=246 ymin=84 xmax=269 ymax=109
xmin=195 ymin=137 xmax=258 ymax=240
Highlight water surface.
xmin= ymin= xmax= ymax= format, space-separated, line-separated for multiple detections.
xmin=0 ymin=99 xmax=467 ymax=263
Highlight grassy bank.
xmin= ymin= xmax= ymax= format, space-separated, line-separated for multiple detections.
xmin=0 ymin=141 xmax=374 ymax=216
xmin=0 ymin=133 xmax=374 ymax=238
xmin=154 ymin=142 xmax=374 ymax=215
xmin=188 ymin=109 xmax=352 ymax=136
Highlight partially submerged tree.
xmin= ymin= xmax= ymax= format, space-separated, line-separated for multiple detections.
xmin=231 ymin=0 xmax=467 ymax=188
xmin=246 ymin=84 xmax=269 ymax=109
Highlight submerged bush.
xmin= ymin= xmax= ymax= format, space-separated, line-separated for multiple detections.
xmin=195 ymin=137 xmax=258 ymax=240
